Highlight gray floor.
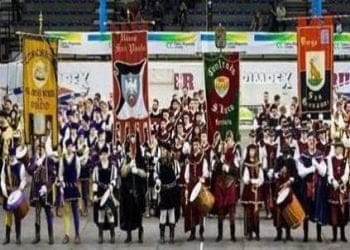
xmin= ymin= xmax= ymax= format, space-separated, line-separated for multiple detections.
xmin=0 ymin=207 xmax=348 ymax=250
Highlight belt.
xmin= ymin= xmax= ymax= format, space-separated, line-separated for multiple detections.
xmin=162 ymin=180 xmax=177 ymax=190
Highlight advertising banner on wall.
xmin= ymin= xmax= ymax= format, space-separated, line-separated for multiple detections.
xmin=45 ymin=31 xmax=350 ymax=56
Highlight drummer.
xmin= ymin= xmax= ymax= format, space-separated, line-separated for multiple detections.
xmin=0 ymin=147 xmax=27 ymax=245
xmin=184 ymin=138 xmax=209 ymax=241
xmin=154 ymin=142 xmax=180 ymax=244
xmin=327 ymin=139 xmax=349 ymax=242
xmin=92 ymin=146 xmax=118 ymax=244
xmin=27 ymin=140 xmax=56 ymax=245
xmin=273 ymin=144 xmax=298 ymax=241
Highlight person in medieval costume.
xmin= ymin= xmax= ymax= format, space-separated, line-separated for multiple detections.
xmin=297 ymin=131 xmax=328 ymax=242
xmin=27 ymin=141 xmax=56 ymax=245
xmin=1 ymin=147 xmax=26 ymax=245
xmin=92 ymin=146 xmax=118 ymax=244
xmin=213 ymin=130 xmax=240 ymax=242
xmin=184 ymin=138 xmax=209 ymax=241
xmin=58 ymin=139 xmax=81 ymax=244
xmin=154 ymin=142 xmax=180 ymax=244
xmin=327 ymin=139 xmax=349 ymax=242
xmin=120 ymin=132 xmax=147 ymax=243
xmin=241 ymin=144 xmax=264 ymax=241
xmin=273 ymin=144 xmax=299 ymax=241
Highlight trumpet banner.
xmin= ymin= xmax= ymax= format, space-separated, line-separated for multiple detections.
xmin=112 ymin=31 xmax=150 ymax=143
xmin=297 ymin=18 xmax=333 ymax=119
xmin=204 ymin=53 xmax=240 ymax=143
xmin=23 ymin=36 xmax=59 ymax=147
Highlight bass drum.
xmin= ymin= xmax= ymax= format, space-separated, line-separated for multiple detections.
xmin=277 ymin=187 xmax=305 ymax=229
xmin=7 ymin=190 xmax=29 ymax=219
xmin=189 ymin=182 xmax=215 ymax=216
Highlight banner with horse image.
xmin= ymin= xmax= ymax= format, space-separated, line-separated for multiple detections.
xmin=112 ymin=31 xmax=150 ymax=143
xmin=297 ymin=18 xmax=333 ymax=119
xmin=204 ymin=53 xmax=240 ymax=143
xmin=22 ymin=36 xmax=59 ymax=148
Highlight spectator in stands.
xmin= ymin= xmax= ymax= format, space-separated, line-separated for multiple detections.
xmin=250 ymin=11 xmax=263 ymax=31
xmin=276 ymin=1 xmax=286 ymax=31
xmin=268 ymin=1 xmax=278 ymax=32
xmin=153 ymin=1 xmax=164 ymax=31
xmin=335 ymin=18 xmax=343 ymax=34
xmin=179 ymin=1 xmax=188 ymax=31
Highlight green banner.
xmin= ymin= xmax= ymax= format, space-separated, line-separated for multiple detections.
xmin=204 ymin=53 xmax=240 ymax=143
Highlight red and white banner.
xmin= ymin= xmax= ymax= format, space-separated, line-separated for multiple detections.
xmin=297 ymin=18 xmax=333 ymax=119
xmin=112 ymin=31 xmax=150 ymax=143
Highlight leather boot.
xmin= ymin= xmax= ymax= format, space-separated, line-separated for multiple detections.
xmin=341 ymin=226 xmax=347 ymax=242
xmin=303 ymin=220 xmax=309 ymax=242
xmin=316 ymin=224 xmax=322 ymax=242
xmin=48 ymin=223 xmax=54 ymax=245
xmin=332 ymin=226 xmax=337 ymax=242
xmin=286 ymin=227 xmax=293 ymax=241
xmin=199 ymin=225 xmax=205 ymax=241
xmin=187 ymin=228 xmax=195 ymax=241
xmin=110 ymin=225 xmax=115 ymax=244
xmin=169 ymin=224 xmax=175 ymax=244
xmin=15 ymin=220 xmax=21 ymax=245
xmin=2 ymin=225 xmax=10 ymax=245
xmin=98 ymin=225 xmax=103 ymax=244
xmin=230 ymin=223 xmax=236 ymax=242
xmin=274 ymin=227 xmax=282 ymax=241
xmin=215 ymin=221 xmax=223 ymax=242
xmin=255 ymin=222 xmax=260 ymax=241
xmin=32 ymin=223 xmax=40 ymax=244
xmin=159 ymin=224 xmax=165 ymax=244
xmin=124 ymin=231 xmax=132 ymax=243
xmin=138 ymin=226 xmax=144 ymax=243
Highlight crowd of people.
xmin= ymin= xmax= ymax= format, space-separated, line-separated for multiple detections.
xmin=0 ymin=88 xmax=349 ymax=246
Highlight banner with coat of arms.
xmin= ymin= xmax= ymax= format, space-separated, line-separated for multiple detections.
xmin=297 ymin=18 xmax=333 ymax=119
xmin=23 ymin=36 xmax=59 ymax=147
xmin=112 ymin=31 xmax=150 ymax=143
xmin=204 ymin=53 xmax=240 ymax=143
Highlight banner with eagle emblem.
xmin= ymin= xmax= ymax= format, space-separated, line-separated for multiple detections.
xmin=204 ymin=53 xmax=240 ymax=143
xmin=297 ymin=17 xmax=333 ymax=119
xmin=112 ymin=31 xmax=150 ymax=143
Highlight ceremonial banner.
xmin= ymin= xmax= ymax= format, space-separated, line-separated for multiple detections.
xmin=23 ymin=36 xmax=59 ymax=147
xmin=298 ymin=19 xmax=333 ymax=119
xmin=204 ymin=53 xmax=240 ymax=143
xmin=112 ymin=31 xmax=150 ymax=142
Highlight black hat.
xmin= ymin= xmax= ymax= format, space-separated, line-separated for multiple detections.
xmin=160 ymin=142 xmax=172 ymax=151
xmin=249 ymin=130 xmax=256 ymax=138
xmin=300 ymin=127 xmax=309 ymax=134
xmin=101 ymin=146 xmax=109 ymax=154
xmin=70 ymin=123 xmax=79 ymax=130
xmin=307 ymin=131 xmax=317 ymax=138
xmin=333 ymin=138 xmax=344 ymax=148
xmin=65 ymin=139 xmax=73 ymax=147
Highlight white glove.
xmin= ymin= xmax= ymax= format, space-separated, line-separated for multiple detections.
xmin=109 ymin=184 xmax=114 ymax=192
xmin=222 ymin=164 xmax=230 ymax=173
xmin=131 ymin=167 xmax=138 ymax=174
xmin=92 ymin=183 xmax=98 ymax=192
xmin=156 ymin=179 xmax=161 ymax=186
xmin=200 ymin=177 xmax=206 ymax=183
xmin=93 ymin=195 xmax=98 ymax=202
xmin=39 ymin=185 xmax=47 ymax=196
xmin=309 ymin=166 xmax=316 ymax=174
xmin=268 ymin=169 xmax=274 ymax=179
xmin=146 ymin=152 xmax=151 ymax=158
xmin=333 ymin=179 xmax=339 ymax=189
xmin=251 ymin=179 xmax=258 ymax=185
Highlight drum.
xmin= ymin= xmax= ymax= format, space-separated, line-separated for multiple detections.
xmin=276 ymin=187 xmax=305 ymax=229
xmin=7 ymin=190 xmax=29 ymax=219
xmin=189 ymin=182 xmax=215 ymax=215
xmin=16 ymin=145 xmax=29 ymax=167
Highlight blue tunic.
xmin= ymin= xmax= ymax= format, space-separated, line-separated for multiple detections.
xmin=63 ymin=155 xmax=80 ymax=200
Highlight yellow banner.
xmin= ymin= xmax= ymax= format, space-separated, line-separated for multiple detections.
xmin=23 ymin=36 xmax=58 ymax=147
